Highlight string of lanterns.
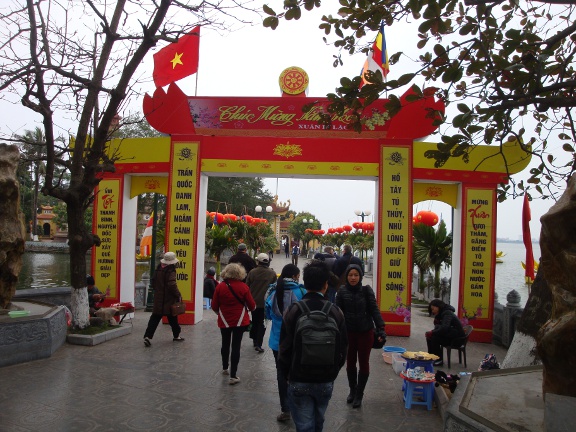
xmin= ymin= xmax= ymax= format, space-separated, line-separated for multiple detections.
xmin=206 ymin=211 xmax=269 ymax=226
xmin=207 ymin=210 xmax=439 ymax=229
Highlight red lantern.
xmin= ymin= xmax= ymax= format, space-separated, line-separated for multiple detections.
xmin=416 ymin=210 xmax=439 ymax=227
xmin=318 ymin=230 xmax=325 ymax=235
xmin=352 ymin=222 xmax=361 ymax=230
xmin=243 ymin=215 xmax=253 ymax=224
xmin=312 ymin=230 xmax=319 ymax=235
xmin=336 ymin=227 xmax=344 ymax=234
xmin=343 ymin=225 xmax=353 ymax=232
xmin=327 ymin=228 xmax=335 ymax=234
xmin=215 ymin=212 xmax=225 ymax=224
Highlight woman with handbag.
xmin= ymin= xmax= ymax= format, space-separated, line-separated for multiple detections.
xmin=143 ymin=252 xmax=185 ymax=347
xmin=212 ymin=263 xmax=256 ymax=385
xmin=335 ymin=263 xmax=386 ymax=408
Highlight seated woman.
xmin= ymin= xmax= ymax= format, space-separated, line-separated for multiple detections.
xmin=425 ymin=299 xmax=465 ymax=366
xmin=87 ymin=275 xmax=106 ymax=316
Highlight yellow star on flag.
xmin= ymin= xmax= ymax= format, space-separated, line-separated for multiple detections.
xmin=170 ymin=52 xmax=183 ymax=69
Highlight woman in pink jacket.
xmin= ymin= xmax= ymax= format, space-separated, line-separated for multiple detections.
xmin=212 ymin=263 xmax=256 ymax=385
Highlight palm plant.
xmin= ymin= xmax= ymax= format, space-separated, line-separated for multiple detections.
xmin=412 ymin=220 xmax=452 ymax=298
xmin=205 ymin=221 xmax=237 ymax=277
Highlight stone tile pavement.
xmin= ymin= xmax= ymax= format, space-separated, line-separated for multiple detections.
xmin=0 ymin=255 xmax=508 ymax=431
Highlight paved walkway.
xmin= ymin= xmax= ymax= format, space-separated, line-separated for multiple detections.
xmin=0 ymin=254 xmax=508 ymax=431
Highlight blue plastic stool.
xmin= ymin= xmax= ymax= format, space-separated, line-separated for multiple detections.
xmin=203 ymin=297 xmax=211 ymax=309
xmin=401 ymin=373 xmax=434 ymax=410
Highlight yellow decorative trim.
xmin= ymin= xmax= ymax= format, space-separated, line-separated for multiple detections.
xmin=201 ymin=159 xmax=379 ymax=176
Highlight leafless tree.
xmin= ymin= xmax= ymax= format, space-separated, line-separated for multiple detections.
xmin=0 ymin=0 xmax=258 ymax=327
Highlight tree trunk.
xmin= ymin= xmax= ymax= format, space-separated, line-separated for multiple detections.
xmin=66 ymin=196 xmax=94 ymax=328
xmin=0 ymin=145 xmax=26 ymax=309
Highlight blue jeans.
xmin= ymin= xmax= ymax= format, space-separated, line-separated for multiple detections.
xmin=287 ymin=381 xmax=334 ymax=432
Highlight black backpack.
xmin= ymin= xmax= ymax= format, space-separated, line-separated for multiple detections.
xmin=291 ymin=300 xmax=340 ymax=381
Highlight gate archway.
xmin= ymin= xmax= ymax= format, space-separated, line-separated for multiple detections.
xmin=93 ymin=76 xmax=531 ymax=341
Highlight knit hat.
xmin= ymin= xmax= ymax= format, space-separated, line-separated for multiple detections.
xmin=344 ymin=263 xmax=364 ymax=285
xmin=238 ymin=243 xmax=247 ymax=251
xmin=161 ymin=252 xmax=179 ymax=265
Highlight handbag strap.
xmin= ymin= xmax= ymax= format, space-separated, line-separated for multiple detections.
xmin=225 ymin=280 xmax=246 ymax=307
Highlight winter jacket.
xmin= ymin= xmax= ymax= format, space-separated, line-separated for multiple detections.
xmin=246 ymin=265 xmax=277 ymax=307
xmin=203 ymin=275 xmax=216 ymax=299
xmin=335 ymin=264 xmax=385 ymax=333
xmin=278 ymin=292 xmax=348 ymax=383
xmin=432 ymin=305 xmax=465 ymax=338
xmin=151 ymin=264 xmax=182 ymax=315
xmin=211 ymin=278 xmax=256 ymax=329
xmin=332 ymin=252 xmax=362 ymax=278
xmin=265 ymin=279 xmax=306 ymax=351
xmin=228 ymin=252 xmax=257 ymax=278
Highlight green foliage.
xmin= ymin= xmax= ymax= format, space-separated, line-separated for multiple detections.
xmin=288 ymin=211 xmax=319 ymax=239
xmin=207 ymin=177 xmax=274 ymax=216
xmin=112 ymin=113 xmax=162 ymax=139
xmin=270 ymin=1 xmax=576 ymax=201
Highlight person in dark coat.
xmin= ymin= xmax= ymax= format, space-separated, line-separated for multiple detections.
xmin=203 ymin=267 xmax=217 ymax=299
xmin=228 ymin=243 xmax=256 ymax=280
xmin=335 ymin=264 xmax=386 ymax=408
xmin=143 ymin=252 xmax=184 ymax=347
xmin=332 ymin=244 xmax=362 ymax=281
xmin=278 ymin=259 xmax=348 ymax=431
xmin=284 ymin=241 xmax=290 ymax=258
xmin=425 ymin=299 xmax=465 ymax=366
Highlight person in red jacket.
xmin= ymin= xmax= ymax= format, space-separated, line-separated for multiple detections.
xmin=212 ymin=263 xmax=256 ymax=385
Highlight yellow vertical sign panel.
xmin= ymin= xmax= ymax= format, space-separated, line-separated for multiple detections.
xmin=461 ymin=188 xmax=494 ymax=321
xmin=94 ymin=178 xmax=121 ymax=297
xmin=379 ymin=146 xmax=411 ymax=333
xmin=167 ymin=142 xmax=199 ymax=303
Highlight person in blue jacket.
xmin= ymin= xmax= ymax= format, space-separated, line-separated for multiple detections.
xmin=265 ymin=263 xmax=306 ymax=423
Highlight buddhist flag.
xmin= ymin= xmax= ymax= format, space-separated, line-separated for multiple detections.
xmin=522 ymin=195 xmax=535 ymax=283
xmin=153 ymin=26 xmax=200 ymax=88
xmin=361 ymin=22 xmax=389 ymax=87
xmin=140 ymin=213 xmax=154 ymax=257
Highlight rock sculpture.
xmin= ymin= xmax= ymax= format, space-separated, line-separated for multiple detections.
xmin=0 ymin=144 xmax=26 ymax=309
xmin=537 ymin=174 xmax=576 ymax=397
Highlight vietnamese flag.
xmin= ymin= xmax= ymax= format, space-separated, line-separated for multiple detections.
xmin=522 ymin=194 xmax=535 ymax=283
xmin=153 ymin=26 xmax=200 ymax=88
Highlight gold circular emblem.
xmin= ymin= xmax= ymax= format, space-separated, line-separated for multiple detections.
xmin=279 ymin=67 xmax=309 ymax=95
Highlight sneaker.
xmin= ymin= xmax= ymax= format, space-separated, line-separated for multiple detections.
xmin=433 ymin=360 xmax=444 ymax=367
xmin=229 ymin=377 xmax=241 ymax=385
xmin=276 ymin=412 xmax=291 ymax=422
xmin=173 ymin=336 xmax=185 ymax=342
xmin=255 ymin=346 xmax=265 ymax=353
xmin=144 ymin=337 xmax=151 ymax=347
xmin=222 ymin=369 xmax=229 ymax=375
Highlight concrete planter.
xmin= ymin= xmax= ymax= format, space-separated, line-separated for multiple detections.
xmin=0 ymin=303 xmax=67 ymax=368
xmin=67 ymin=325 xmax=132 ymax=346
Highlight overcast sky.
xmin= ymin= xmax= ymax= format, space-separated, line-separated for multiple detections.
xmin=0 ymin=3 xmax=555 ymax=241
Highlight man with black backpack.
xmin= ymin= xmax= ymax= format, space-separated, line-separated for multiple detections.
xmin=278 ymin=260 xmax=348 ymax=432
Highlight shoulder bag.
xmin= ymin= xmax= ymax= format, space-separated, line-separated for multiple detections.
xmin=171 ymin=297 xmax=186 ymax=316
xmin=362 ymin=286 xmax=386 ymax=349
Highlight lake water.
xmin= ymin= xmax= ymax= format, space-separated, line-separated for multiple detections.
xmin=16 ymin=253 xmax=91 ymax=290
xmin=493 ymin=241 xmax=540 ymax=307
